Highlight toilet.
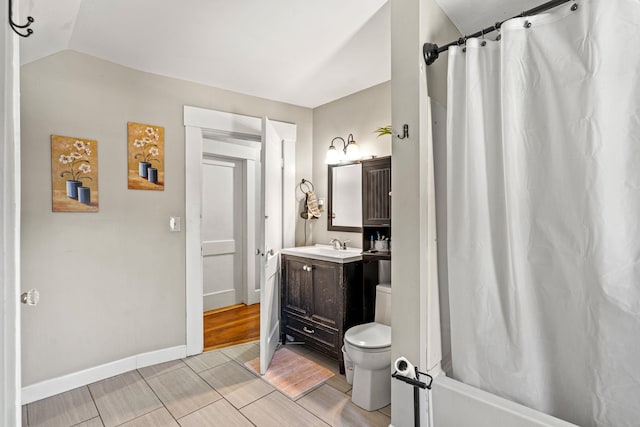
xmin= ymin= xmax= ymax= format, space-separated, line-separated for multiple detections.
xmin=344 ymin=283 xmax=392 ymax=411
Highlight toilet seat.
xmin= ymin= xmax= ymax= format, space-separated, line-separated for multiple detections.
xmin=344 ymin=323 xmax=391 ymax=349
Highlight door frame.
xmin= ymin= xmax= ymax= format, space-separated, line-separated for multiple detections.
xmin=184 ymin=106 xmax=296 ymax=356
xmin=1 ymin=9 xmax=22 ymax=425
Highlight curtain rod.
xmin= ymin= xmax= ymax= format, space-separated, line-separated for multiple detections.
xmin=423 ymin=0 xmax=572 ymax=66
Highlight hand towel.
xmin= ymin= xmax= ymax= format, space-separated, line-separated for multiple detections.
xmin=304 ymin=191 xmax=321 ymax=219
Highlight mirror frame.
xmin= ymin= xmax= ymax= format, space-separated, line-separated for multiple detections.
xmin=327 ymin=162 xmax=362 ymax=233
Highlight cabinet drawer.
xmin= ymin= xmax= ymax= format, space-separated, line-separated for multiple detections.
xmin=284 ymin=313 xmax=339 ymax=351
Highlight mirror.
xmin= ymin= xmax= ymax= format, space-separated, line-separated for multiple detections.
xmin=328 ymin=163 xmax=362 ymax=232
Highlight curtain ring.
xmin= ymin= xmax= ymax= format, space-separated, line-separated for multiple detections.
xmin=571 ymin=3 xmax=579 ymax=11
xmin=524 ymin=20 xmax=532 ymax=29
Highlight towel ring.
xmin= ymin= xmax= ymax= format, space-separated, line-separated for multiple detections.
xmin=298 ymin=179 xmax=314 ymax=195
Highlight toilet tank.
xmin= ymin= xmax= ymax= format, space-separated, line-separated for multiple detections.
xmin=374 ymin=283 xmax=392 ymax=326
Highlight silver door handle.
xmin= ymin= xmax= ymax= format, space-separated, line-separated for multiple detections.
xmin=267 ymin=249 xmax=274 ymax=256
xmin=256 ymin=249 xmax=263 ymax=256
xmin=21 ymin=289 xmax=40 ymax=306
xmin=303 ymin=326 xmax=315 ymax=334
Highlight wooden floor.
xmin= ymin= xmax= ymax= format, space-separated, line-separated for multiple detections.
xmin=203 ymin=303 xmax=260 ymax=351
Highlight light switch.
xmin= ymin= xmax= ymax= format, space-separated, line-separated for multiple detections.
xmin=169 ymin=216 xmax=181 ymax=232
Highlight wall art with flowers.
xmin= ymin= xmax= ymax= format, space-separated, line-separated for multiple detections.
xmin=127 ymin=122 xmax=165 ymax=190
xmin=51 ymin=135 xmax=99 ymax=212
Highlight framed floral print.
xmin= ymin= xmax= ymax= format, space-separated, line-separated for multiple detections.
xmin=127 ymin=122 xmax=165 ymax=190
xmin=51 ymin=135 xmax=99 ymax=212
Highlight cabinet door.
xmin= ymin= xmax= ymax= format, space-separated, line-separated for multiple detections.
xmin=309 ymin=260 xmax=341 ymax=329
xmin=362 ymin=157 xmax=391 ymax=226
xmin=282 ymin=257 xmax=311 ymax=317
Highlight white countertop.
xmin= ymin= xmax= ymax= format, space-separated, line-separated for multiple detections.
xmin=280 ymin=244 xmax=362 ymax=263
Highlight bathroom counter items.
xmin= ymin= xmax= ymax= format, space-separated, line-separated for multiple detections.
xmin=280 ymin=244 xmax=362 ymax=264
xmin=280 ymin=253 xmax=365 ymax=373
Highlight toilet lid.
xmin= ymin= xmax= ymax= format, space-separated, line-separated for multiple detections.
xmin=344 ymin=323 xmax=391 ymax=349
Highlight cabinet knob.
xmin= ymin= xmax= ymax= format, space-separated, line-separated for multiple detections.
xmin=303 ymin=326 xmax=315 ymax=334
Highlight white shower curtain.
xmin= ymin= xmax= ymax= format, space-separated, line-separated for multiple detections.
xmin=446 ymin=1 xmax=640 ymax=426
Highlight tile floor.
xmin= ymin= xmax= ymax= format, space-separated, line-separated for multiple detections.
xmin=23 ymin=341 xmax=391 ymax=427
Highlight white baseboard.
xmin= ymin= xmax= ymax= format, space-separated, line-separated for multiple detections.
xmin=21 ymin=345 xmax=187 ymax=404
xmin=203 ymin=290 xmax=237 ymax=311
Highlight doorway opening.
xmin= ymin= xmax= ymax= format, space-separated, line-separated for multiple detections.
xmin=200 ymin=151 xmax=260 ymax=351
xmin=184 ymin=106 xmax=296 ymax=372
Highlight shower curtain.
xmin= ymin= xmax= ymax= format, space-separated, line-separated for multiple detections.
xmin=446 ymin=1 xmax=640 ymax=426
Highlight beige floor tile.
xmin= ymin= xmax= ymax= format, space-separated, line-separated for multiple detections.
xmin=178 ymin=399 xmax=254 ymax=427
xmin=89 ymin=370 xmax=162 ymax=427
xmin=198 ymin=360 xmax=273 ymax=409
xmin=241 ymin=391 xmax=329 ymax=427
xmin=183 ymin=350 xmax=230 ymax=372
xmin=378 ymin=404 xmax=391 ymax=417
xmin=119 ymin=407 xmax=178 ymax=426
xmin=220 ymin=341 xmax=260 ymax=364
xmin=27 ymin=386 xmax=98 ymax=427
xmin=73 ymin=417 xmax=104 ymax=426
xmin=297 ymin=384 xmax=391 ymax=427
xmin=138 ymin=359 xmax=187 ymax=379
xmin=146 ymin=366 xmax=221 ymax=419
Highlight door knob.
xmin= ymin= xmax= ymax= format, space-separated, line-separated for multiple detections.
xmin=21 ymin=289 xmax=40 ymax=306
xmin=267 ymin=249 xmax=274 ymax=256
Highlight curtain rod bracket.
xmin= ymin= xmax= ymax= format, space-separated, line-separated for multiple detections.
xmin=423 ymin=43 xmax=440 ymax=66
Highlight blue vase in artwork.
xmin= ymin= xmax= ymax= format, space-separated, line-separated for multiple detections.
xmin=78 ymin=187 xmax=91 ymax=205
xmin=66 ymin=180 xmax=82 ymax=199
xmin=148 ymin=167 xmax=158 ymax=183
xmin=139 ymin=161 xmax=151 ymax=178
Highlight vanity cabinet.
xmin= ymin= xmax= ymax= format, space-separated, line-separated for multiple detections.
xmin=362 ymin=156 xmax=391 ymax=227
xmin=281 ymin=254 xmax=364 ymax=372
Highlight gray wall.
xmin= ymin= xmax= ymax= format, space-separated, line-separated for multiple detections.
xmin=310 ymin=81 xmax=392 ymax=248
xmin=390 ymin=0 xmax=459 ymax=425
xmin=20 ymin=50 xmax=313 ymax=386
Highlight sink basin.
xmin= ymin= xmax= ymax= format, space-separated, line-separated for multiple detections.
xmin=280 ymin=245 xmax=362 ymax=263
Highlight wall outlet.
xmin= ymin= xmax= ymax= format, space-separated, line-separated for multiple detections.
xmin=169 ymin=216 xmax=181 ymax=232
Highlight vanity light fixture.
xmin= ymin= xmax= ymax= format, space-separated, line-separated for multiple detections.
xmin=325 ymin=134 xmax=361 ymax=165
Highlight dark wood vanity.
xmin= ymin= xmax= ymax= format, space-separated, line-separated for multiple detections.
xmin=280 ymin=254 xmax=363 ymax=373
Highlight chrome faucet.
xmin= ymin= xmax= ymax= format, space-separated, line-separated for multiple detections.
xmin=330 ymin=238 xmax=350 ymax=250
xmin=330 ymin=238 xmax=342 ymax=250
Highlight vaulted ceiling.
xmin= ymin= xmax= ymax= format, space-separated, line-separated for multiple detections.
xmin=19 ymin=0 xmax=544 ymax=108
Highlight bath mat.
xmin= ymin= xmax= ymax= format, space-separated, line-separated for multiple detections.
xmin=245 ymin=347 xmax=334 ymax=400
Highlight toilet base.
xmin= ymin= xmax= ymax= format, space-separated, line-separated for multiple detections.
xmin=351 ymin=365 xmax=391 ymax=411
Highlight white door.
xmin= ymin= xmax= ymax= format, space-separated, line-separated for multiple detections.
xmin=259 ymin=117 xmax=283 ymax=374
xmin=201 ymin=156 xmax=244 ymax=311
